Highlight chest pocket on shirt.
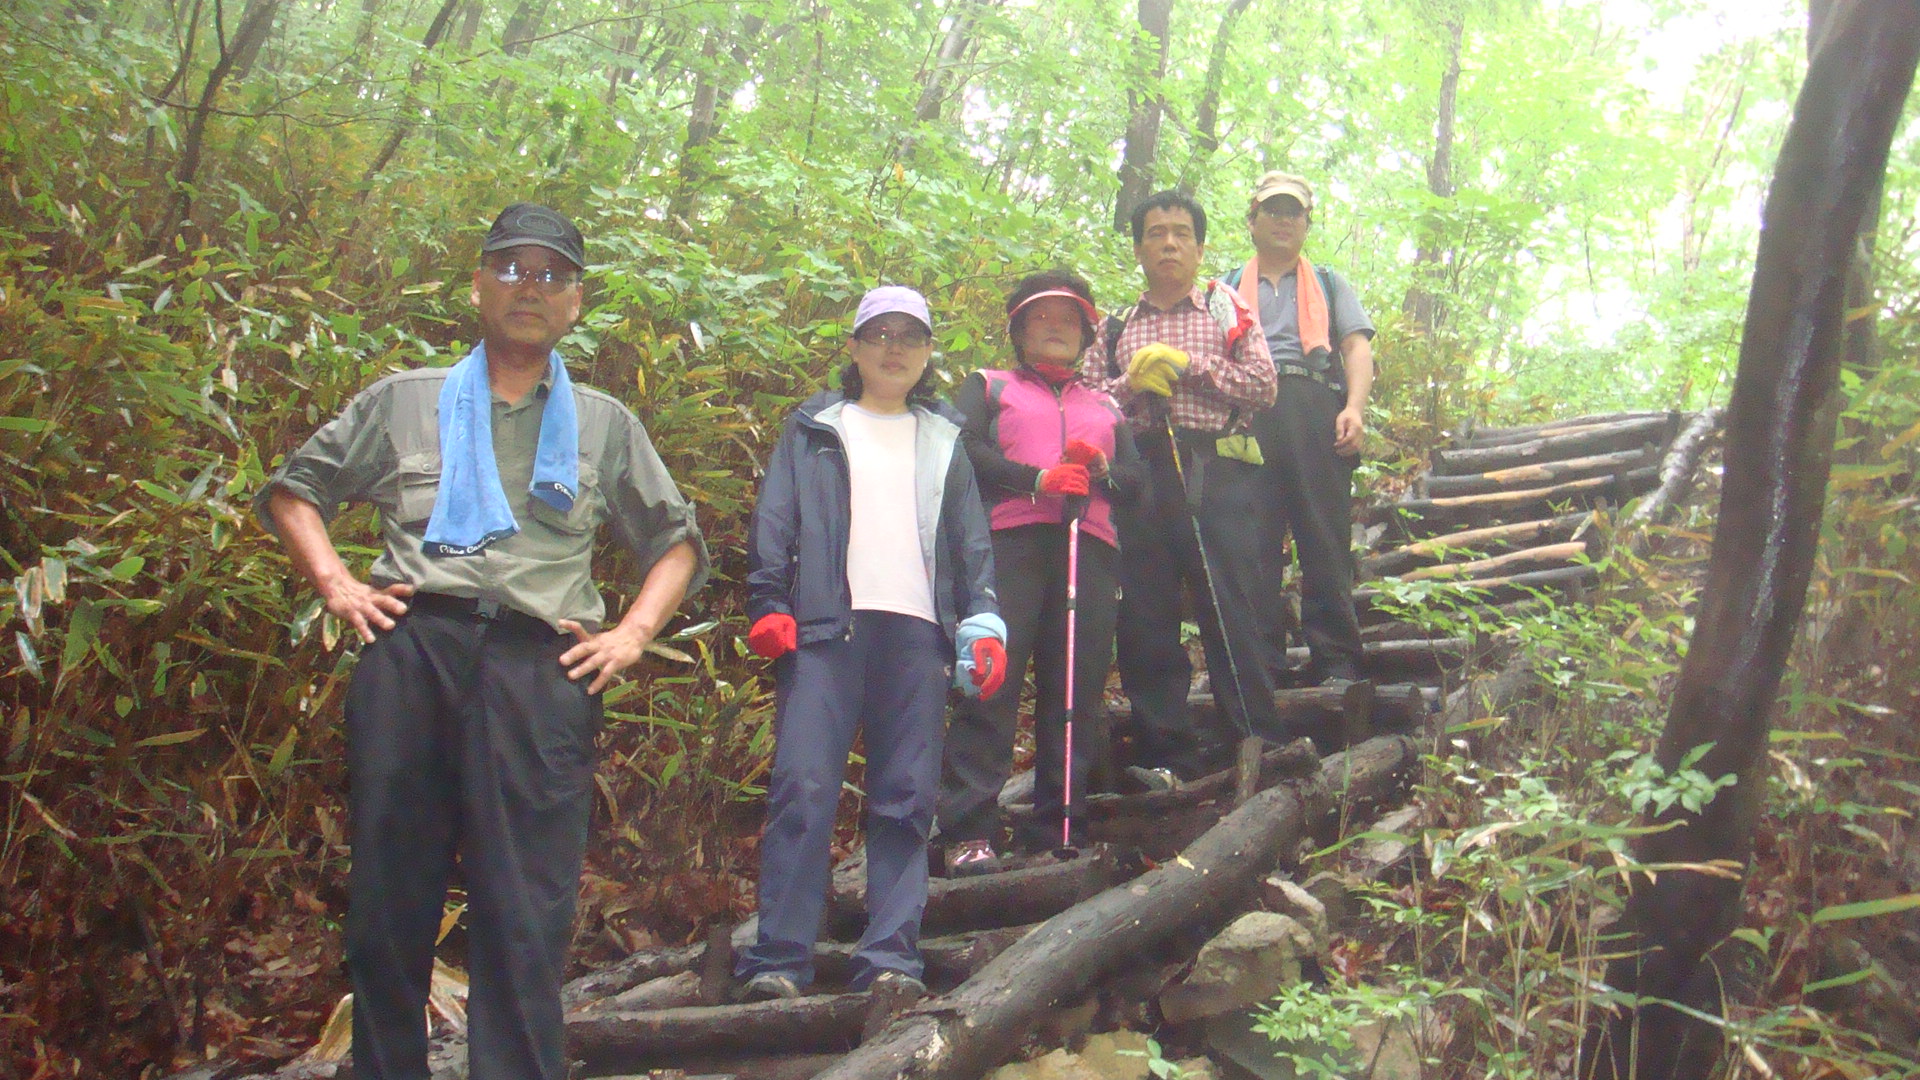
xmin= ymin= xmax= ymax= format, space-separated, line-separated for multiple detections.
xmin=526 ymin=460 xmax=602 ymax=535
xmin=394 ymin=451 xmax=441 ymax=530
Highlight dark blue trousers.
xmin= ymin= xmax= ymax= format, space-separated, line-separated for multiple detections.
xmin=344 ymin=604 xmax=600 ymax=1080
xmin=738 ymin=611 xmax=948 ymax=988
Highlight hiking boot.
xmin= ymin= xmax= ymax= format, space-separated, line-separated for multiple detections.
xmin=737 ymin=972 xmax=801 ymax=1003
xmin=1125 ymin=765 xmax=1180 ymax=793
xmin=868 ymin=970 xmax=928 ymax=997
xmin=944 ymin=838 xmax=998 ymax=877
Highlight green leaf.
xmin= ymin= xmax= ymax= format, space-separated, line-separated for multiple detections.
xmin=59 ymin=600 xmax=104 ymax=677
xmin=0 ymin=416 xmax=50 ymax=431
xmin=265 ymin=725 xmax=300 ymax=778
xmin=131 ymin=728 xmax=207 ymax=748
xmin=109 ymin=556 xmax=145 ymax=581
xmin=1802 ymin=965 xmax=1880 ymax=995
xmin=1810 ymin=893 xmax=1920 ymax=925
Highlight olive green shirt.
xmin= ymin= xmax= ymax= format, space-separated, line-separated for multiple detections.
xmin=256 ymin=366 xmax=709 ymax=629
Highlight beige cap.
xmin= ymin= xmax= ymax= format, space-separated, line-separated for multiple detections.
xmin=1250 ymin=171 xmax=1314 ymax=211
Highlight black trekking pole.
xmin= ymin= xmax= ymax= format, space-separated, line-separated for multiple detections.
xmin=1161 ymin=412 xmax=1257 ymax=740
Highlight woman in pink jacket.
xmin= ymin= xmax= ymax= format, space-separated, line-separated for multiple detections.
xmin=937 ymin=271 xmax=1144 ymax=870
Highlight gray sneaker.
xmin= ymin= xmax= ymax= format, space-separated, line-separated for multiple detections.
xmin=1126 ymin=765 xmax=1180 ymax=793
xmin=738 ymin=972 xmax=802 ymax=1002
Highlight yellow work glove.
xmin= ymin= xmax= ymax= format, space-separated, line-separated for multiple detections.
xmin=1125 ymin=344 xmax=1191 ymax=397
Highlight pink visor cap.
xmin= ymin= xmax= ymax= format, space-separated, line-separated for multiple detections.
xmin=1008 ymin=288 xmax=1099 ymax=330
xmin=853 ymin=285 xmax=934 ymax=335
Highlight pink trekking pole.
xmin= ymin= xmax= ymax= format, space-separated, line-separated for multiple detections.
xmin=1059 ymin=500 xmax=1084 ymax=853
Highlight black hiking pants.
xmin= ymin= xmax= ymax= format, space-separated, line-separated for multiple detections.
xmin=344 ymin=597 xmax=600 ymax=1080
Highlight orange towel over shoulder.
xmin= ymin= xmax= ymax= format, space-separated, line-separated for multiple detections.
xmin=1236 ymin=256 xmax=1330 ymax=359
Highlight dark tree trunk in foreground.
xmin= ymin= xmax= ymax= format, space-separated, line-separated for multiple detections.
xmin=1580 ymin=4 xmax=1919 ymax=1078
xmin=1112 ymin=0 xmax=1172 ymax=232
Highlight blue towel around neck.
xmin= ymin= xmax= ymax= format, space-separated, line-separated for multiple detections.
xmin=422 ymin=342 xmax=579 ymax=557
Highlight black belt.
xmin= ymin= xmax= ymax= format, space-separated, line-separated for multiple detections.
xmin=409 ymin=593 xmax=556 ymax=635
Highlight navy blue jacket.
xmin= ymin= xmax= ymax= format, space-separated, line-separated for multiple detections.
xmin=747 ymin=390 xmax=999 ymax=649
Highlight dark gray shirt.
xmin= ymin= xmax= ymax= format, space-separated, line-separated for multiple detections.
xmin=1255 ymin=266 xmax=1374 ymax=376
xmin=256 ymin=366 xmax=709 ymax=628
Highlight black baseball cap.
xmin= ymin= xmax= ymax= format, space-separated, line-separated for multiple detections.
xmin=482 ymin=203 xmax=586 ymax=269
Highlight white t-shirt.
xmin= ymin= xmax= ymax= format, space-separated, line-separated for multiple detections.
xmin=840 ymin=404 xmax=936 ymax=624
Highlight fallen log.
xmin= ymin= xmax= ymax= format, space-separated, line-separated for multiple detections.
xmin=831 ymin=845 xmax=1124 ymax=935
xmin=1355 ymin=565 xmax=1598 ymax=626
xmin=1398 ymin=540 xmax=1591 ymax=582
xmin=1362 ymin=600 xmax=1547 ymax=643
xmin=1619 ymin=406 xmax=1724 ymax=539
xmin=1282 ymin=637 xmax=1470 ymax=682
xmin=1366 ymin=467 xmax=1656 ymax=539
xmin=587 ymin=1054 xmax=847 ymax=1080
xmin=1360 ymin=513 xmax=1591 ymax=579
xmin=1421 ymin=446 xmax=1657 ymax=498
xmin=1431 ymin=415 xmax=1675 ymax=474
xmin=568 ymin=993 xmax=871 ymax=1070
xmin=1103 ymin=685 xmax=1428 ymax=745
xmin=812 ymin=737 xmax=1416 ymax=1080
xmin=1454 ymin=409 xmax=1671 ymax=446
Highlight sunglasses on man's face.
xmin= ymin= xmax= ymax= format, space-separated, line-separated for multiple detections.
xmin=483 ymin=259 xmax=583 ymax=294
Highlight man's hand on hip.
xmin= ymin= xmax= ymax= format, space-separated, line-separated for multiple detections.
xmin=557 ymin=621 xmax=651 ymax=695
xmin=1333 ymin=405 xmax=1365 ymax=457
xmin=322 ymin=576 xmax=415 ymax=644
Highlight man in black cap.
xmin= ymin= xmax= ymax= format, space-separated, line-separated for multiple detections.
xmin=257 ymin=203 xmax=708 ymax=1080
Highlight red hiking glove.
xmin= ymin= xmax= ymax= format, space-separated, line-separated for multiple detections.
xmin=971 ymin=637 xmax=1008 ymax=699
xmin=1062 ymin=438 xmax=1108 ymax=478
xmin=747 ymin=613 xmax=797 ymax=660
xmin=1036 ymin=463 xmax=1090 ymax=497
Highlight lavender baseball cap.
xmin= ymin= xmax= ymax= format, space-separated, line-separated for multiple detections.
xmin=853 ymin=285 xmax=933 ymax=336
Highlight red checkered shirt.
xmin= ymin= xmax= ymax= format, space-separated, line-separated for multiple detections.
xmin=1081 ymin=283 xmax=1276 ymax=435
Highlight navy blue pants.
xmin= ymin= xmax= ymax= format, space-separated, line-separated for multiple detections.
xmin=344 ymin=602 xmax=599 ymax=1080
xmin=738 ymin=611 xmax=948 ymax=988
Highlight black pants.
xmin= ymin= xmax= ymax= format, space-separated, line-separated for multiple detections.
xmin=938 ymin=524 xmax=1119 ymax=851
xmin=1114 ymin=432 xmax=1287 ymax=778
xmin=1252 ymin=377 xmax=1364 ymax=682
xmin=344 ymin=601 xmax=600 ymax=1080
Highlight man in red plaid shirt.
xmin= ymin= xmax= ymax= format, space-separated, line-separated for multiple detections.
xmin=1081 ymin=190 xmax=1281 ymax=786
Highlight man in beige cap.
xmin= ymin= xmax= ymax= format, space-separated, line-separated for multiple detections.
xmin=1224 ymin=171 xmax=1375 ymax=686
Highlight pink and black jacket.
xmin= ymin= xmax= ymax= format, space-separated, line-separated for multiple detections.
xmin=951 ymin=367 xmax=1145 ymax=549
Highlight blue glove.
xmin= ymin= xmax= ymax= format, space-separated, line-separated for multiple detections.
xmin=952 ymin=613 xmax=1009 ymax=699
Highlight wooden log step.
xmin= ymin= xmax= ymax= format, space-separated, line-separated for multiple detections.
xmin=814 ymin=738 xmax=1415 ymax=1080
xmin=831 ymin=845 xmax=1124 ymax=934
xmin=1282 ymin=637 xmax=1470 ymax=681
xmin=1360 ymin=513 xmax=1591 ymax=579
xmin=1421 ymin=446 xmax=1657 ymax=498
xmin=1362 ymin=600 xmax=1548 ymax=642
xmin=1102 ymin=685 xmax=1428 ymax=746
xmin=1430 ymin=415 xmax=1674 ymax=476
xmin=1354 ymin=565 xmax=1599 ymax=625
xmin=1366 ymin=467 xmax=1656 ymax=540
xmin=1454 ymin=410 xmax=1676 ymax=449
xmin=568 ymin=993 xmax=872 ymax=1069
xmin=594 ymin=1054 xmax=845 ymax=1080
xmin=1397 ymin=540 xmax=1591 ymax=582
xmin=1454 ymin=409 xmax=1672 ymax=446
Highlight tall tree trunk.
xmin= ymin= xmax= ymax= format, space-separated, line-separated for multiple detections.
xmin=152 ymin=0 xmax=282 ymax=252
xmin=1811 ymin=0 xmax=1884 ymax=383
xmin=1190 ymin=0 xmax=1255 ymax=163
xmin=1113 ymin=0 xmax=1173 ymax=232
xmin=345 ymin=0 xmax=465 ymax=223
xmin=911 ymin=0 xmax=987 ymax=124
xmin=456 ymin=0 xmax=484 ymax=53
xmin=669 ymin=17 xmax=771 ymax=224
xmin=1402 ymin=16 xmax=1462 ymax=337
xmin=1578 ymin=4 xmax=1919 ymax=1078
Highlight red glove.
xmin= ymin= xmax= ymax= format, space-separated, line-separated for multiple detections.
xmin=747 ymin=613 xmax=797 ymax=659
xmin=1036 ymin=463 xmax=1090 ymax=497
xmin=1063 ymin=439 xmax=1108 ymax=477
xmin=971 ymin=637 xmax=1008 ymax=699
